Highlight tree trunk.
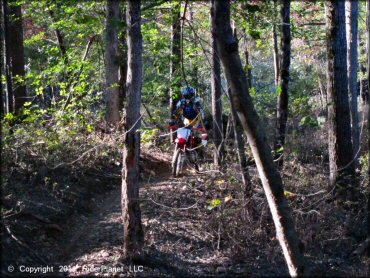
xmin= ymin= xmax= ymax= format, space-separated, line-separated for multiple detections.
xmin=345 ymin=0 xmax=359 ymax=165
xmin=274 ymin=0 xmax=291 ymax=166
xmin=3 ymin=0 xmax=13 ymax=114
xmin=8 ymin=2 xmax=26 ymax=112
xmin=118 ymin=4 xmax=127 ymax=111
xmin=169 ymin=1 xmax=181 ymax=135
xmin=122 ymin=0 xmax=144 ymax=257
xmin=366 ymin=0 xmax=370 ymax=254
xmin=189 ymin=3 xmax=199 ymax=88
xmin=0 ymin=0 xmax=3 ymax=117
xmin=325 ymin=0 xmax=355 ymax=190
xmin=244 ymin=35 xmax=252 ymax=90
xmin=273 ymin=0 xmax=280 ymax=87
xmin=228 ymin=87 xmax=252 ymax=196
xmin=358 ymin=32 xmax=368 ymax=104
xmin=213 ymin=1 xmax=305 ymax=276
xmin=210 ymin=0 xmax=224 ymax=167
xmin=366 ymin=0 xmax=370 ymax=255
xmin=104 ymin=0 xmax=121 ymax=126
xmin=48 ymin=9 xmax=68 ymax=65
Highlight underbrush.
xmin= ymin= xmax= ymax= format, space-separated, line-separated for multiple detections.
xmin=196 ymin=123 xmax=369 ymax=276
xmin=1 ymin=117 xmax=123 ymax=270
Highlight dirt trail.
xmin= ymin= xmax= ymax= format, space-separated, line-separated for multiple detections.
xmin=52 ymin=149 xmax=245 ymax=277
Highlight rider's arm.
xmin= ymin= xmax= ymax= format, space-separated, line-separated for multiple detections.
xmin=173 ymin=100 xmax=182 ymax=120
xmin=194 ymin=98 xmax=205 ymax=119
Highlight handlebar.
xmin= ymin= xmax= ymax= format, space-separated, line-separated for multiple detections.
xmin=168 ymin=125 xmax=206 ymax=131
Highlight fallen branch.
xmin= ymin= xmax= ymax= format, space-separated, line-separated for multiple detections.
xmin=4 ymin=225 xmax=48 ymax=265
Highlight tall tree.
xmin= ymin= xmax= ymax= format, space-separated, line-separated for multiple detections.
xmin=210 ymin=0 xmax=224 ymax=167
xmin=118 ymin=4 xmax=127 ymax=111
xmin=212 ymin=0 xmax=305 ymax=275
xmin=8 ymin=1 xmax=26 ymax=112
xmin=169 ymin=1 xmax=181 ymax=141
xmin=189 ymin=3 xmax=199 ymax=88
xmin=345 ymin=0 xmax=359 ymax=164
xmin=104 ymin=0 xmax=121 ymax=126
xmin=325 ymin=0 xmax=355 ymax=190
xmin=3 ymin=0 xmax=13 ymax=114
xmin=0 ymin=0 xmax=3 ymax=117
xmin=274 ymin=0 xmax=291 ymax=165
xmin=228 ymin=88 xmax=252 ymax=196
xmin=244 ymin=33 xmax=253 ymax=90
xmin=367 ymin=0 xmax=370 ymax=256
xmin=122 ymin=0 xmax=144 ymax=257
xmin=273 ymin=0 xmax=280 ymax=87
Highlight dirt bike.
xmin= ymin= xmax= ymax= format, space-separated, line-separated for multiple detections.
xmin=168 ymin=123 xmax=208 ymax=177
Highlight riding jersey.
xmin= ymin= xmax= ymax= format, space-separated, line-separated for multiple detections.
xmin=176 ymin=97 xmax=204 ymax=120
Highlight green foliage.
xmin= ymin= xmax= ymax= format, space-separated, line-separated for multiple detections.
xmin=207 ymin=199 xmax=222 ymax=210
xmin=140 ymin=128 xmax=159 ymax=144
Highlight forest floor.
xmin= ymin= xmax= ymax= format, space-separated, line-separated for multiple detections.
xmin=48 ymin=149 xmax=260 ymax=277
xmin=2 ymin=142 xmax=369 ymax=277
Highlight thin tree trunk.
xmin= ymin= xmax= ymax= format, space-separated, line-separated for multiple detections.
xmin=273 ymin=0 xmax=280 ymax=87
xmin=366 ymin=0 xmax=370 ymax=254
xmin=358 ymin=32 xmax=368 ymax=104
xmin=244 ymin=34 xmax=253 ymax=90
xmin=189 ymin=3 xmax=199 ymax=88
xmin=48 ymin=9 xmax=68 ymax=65
xmin=274 ymin=0 xmax=291 ymax=166
xmin=8 ymin=2 xmax=26 ymax=112
xmin=122 ymin=0 xmax=144 ymax=257
xmin=169 ymin=1 xmax=181 ymax=139
xmin=0 ymin=0 xmax=3 ymax=117
xmin=210 ymin=0 xmax=224 ymax=167
xmin=105 ymin=0 xmax=121 ymax=126
xmin=345 ymin=0 xmax=359 ymax=165
xmin=3 ymin=0 xmax=13 ymax=114
xmin=318 ymin=73 xmax=326 ymax=110
xmin=366 ymin=0 xmax=370 ymax=255
xmin=325 ymin=1 xmax=355 ymax=191
xmin=213 ymin=1 xmax=305 ymax=275
xmin=118 ymin=4 xmax=127 ymax=111
xmin=228 ymin=87 xmax=252 ymax=196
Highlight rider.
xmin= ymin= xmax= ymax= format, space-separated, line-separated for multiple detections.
xmin=173 ymin=86 xmax=204 ymax=128
xmin=172 ymin=86 xmax=206 ymax=158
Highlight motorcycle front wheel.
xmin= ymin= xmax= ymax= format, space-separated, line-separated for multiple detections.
xmin=172 ymin=148 xmax=184 ymax=177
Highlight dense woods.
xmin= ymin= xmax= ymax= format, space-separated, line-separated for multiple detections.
xmin=1 ymin=0 xmax=369 ymax=277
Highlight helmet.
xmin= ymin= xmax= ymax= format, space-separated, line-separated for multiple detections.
xmin=182 ymin=86 xmax=196 ymax=99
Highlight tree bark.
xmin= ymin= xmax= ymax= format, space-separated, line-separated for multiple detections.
xmin=325 ymin=0 xmax=355 ymax=190
xmin=118 ymin=4 xmax=127 ymax=111
xmin=228 ymin=87 xmax=252 ymax=196
xmin=122 ymin=0 xmax=144 ymax=257
xmin=366 ymin=0 xmax=370 ymax=255
xmin=359 ymin=33 xmax=368 ymax=104
xmin=169 ymin=1 xmax=181 ymax=125
xmin=0 ymin=0 xmax=3 ymax=117
xmin=8 ymin=2 xmax=26 ymax=112
xmin=244 ymin=35 xmax=252 ymax=90
xmin=366 ymin=0 xmax=370 ymax=254
xmin=345 ymin=0 xmax=359 ymax=165
xmin=3 ymin=0 xmax=13 ymax=114
xmin=189 ymin=3 xmax=199 ymax=88
xmin=274 ymin=0 xmax=291 ymax=166
xmin=210 ymin=0 xmax=224 ymax=167
xmin=104 ymin=0 xmax=121 ymax=126
xmin=213 ymin=1 xmax=305 ymax=276
xmin=273 ymin=0 xmax=280 ymax=87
